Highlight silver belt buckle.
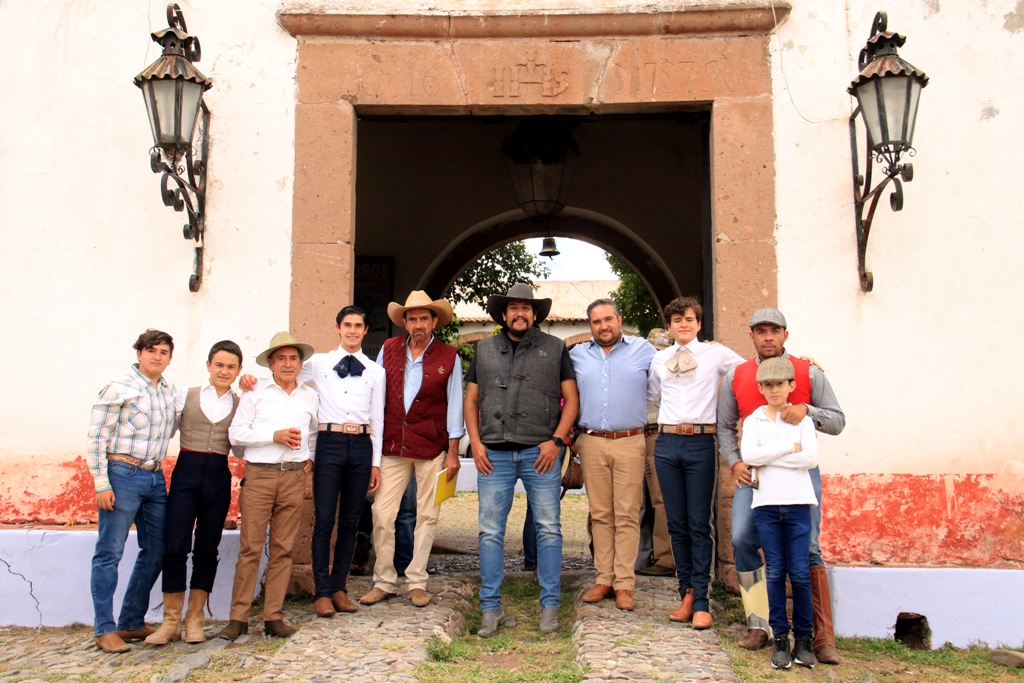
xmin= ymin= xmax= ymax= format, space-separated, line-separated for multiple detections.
xmin=141 ymin=459 xmax=160 ymax=472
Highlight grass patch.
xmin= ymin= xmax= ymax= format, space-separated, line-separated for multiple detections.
xmin=416 ymin=577 xmax=587 ymax=683
xmin=712 ymin=580 xmax=1024 ymax=682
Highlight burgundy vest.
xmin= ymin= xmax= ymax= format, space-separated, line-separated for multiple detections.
xmin=382 ymin=336 xmax=458 ymax=460
xmin=733 ymin=355 xmax=813 ymax=421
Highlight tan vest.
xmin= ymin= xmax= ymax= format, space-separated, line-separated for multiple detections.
xmin=179 ymin=386 xmax=238 ymax=456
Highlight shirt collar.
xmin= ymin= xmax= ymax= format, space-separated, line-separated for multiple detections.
xmin=406 ymin=335 xmax=434 ymax=359
xmin=130 ymin=363 xmax=166 ymax=386
xmin=589 ymin=334 xmax=633 ymax=350
xmin=334 ymin=345 xmax=363 ymax=358
xmin=667 ymin=338 xmax=701 ymax=354
xmin=201 ymin=381 xmax=236 ymax=400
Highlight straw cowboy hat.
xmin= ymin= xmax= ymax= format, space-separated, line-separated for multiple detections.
xmin=486 ymin=282 xmax=553 ymax=325
xmin=255 ymin=331 xmax=315 ymax=367
xmin=387 ymin=290 xmax=454 ymax=329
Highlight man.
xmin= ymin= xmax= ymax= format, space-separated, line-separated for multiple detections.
xmin=717 ymin=308 xmax=846 ymax=663
xmin=636 ymin=328 xmax=676 ymax=578
xmin=88 ymin=329 xmax=178 ymax=653
xmin=148 ymin=340 xmax=243 ymax=645
xmin=220 ymin=332 xmax=319 ymax=640
xmin=360 ymin=291 xmax=464 ymax=609
xmin=465 ymin=283 xmax=579 ymax=637
xmin=301 ymin=306 xmax=386 ymax=617
xmin=648 ymin=297 xmax=744 ymax=630
xmin=570 ymin=299 xmax=656 ymax=611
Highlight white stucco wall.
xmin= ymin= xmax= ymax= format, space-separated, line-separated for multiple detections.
xmin=0 ymin=1 xmax=297 ymax=460
xmin=772 ymin=1 xmax=1024 ymax=475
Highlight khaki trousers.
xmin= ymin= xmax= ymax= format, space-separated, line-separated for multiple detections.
xmin=645 ymin=432 xmax=676 ymax=570
xmin=228 ymin=465 xmax=305 ymax=623
xmin=578 ymin=433 xmax=646 ymax=590
xmin=371 ymin=452 xmax=445 ymax=592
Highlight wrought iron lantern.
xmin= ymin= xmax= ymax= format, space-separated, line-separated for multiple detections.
xmin=134 ymin=4 xmax=213 ymax=292
xmin=848 ymin=11 xmax=928 ymax=292
xmin=501 ymin=121 xmax=580 ymax=222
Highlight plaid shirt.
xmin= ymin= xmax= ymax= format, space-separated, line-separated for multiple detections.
xmin=87 ymin=364 xmax=177 ymax=493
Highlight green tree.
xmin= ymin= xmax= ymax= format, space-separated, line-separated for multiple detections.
xmin=606 ymin=253 xmax=662 ymax=338
xmin=436 ymin=241 xmax=551 ymax=368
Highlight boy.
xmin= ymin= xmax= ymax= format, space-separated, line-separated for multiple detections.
xmin=740 ymin=357 xmax=819 ymax=669
xmin=647 ymin=297 xmax=743 ymax=628
xmin=147 ymin=341 xmax=243 ymax=645
xmin=88 ymin=329 xmax=177 ymax=653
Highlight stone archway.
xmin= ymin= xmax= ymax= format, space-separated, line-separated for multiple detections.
xmin=418 ymin=208 xmax=681 ymax=315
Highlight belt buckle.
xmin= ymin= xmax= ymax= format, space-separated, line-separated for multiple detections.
xmin=682 ymin=425 xmax=694 ymax=435
xmin=343 ymin=423 xmax=359 ymax=435
xmin=142 ymin=459 xmax=160 ymax=471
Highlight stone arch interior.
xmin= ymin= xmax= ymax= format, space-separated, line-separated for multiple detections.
xmin=354 ymin=112 xmax=712 ymax=339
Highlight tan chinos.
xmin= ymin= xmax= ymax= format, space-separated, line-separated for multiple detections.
xmin=228 ymin=465 xmax=305 ymax=623
xmin=578 ymin=433 xmax=647 ymax=590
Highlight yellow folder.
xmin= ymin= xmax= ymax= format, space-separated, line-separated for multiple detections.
xmin=433 ymin=468 xmax=457 ymax=506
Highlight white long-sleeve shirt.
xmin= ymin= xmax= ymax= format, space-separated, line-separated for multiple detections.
xmin=229 ymin=378 xmax=320 ymax=464
xmin=647 ymin=339 xmax=744 ymax=425
xmin=740 ymin=406 xmax=819 ymax=508
xmin=298 ymin=346 xmax=385 ymax=466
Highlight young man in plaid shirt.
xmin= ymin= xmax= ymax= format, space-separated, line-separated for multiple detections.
xmin=87 ymin=329 xmax=178 ymax=653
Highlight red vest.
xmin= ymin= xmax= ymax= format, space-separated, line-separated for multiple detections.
xmin=733 ymin=355 xmax=813 ymax=420
xmin=382 ymin=336 xmax=458 ymax=460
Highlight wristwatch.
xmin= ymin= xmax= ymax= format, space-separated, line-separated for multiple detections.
xmin=552 ymin=436 xmax=566 ymax=448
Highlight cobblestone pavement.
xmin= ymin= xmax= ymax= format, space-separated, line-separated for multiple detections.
xmin=248 ymin=576 xmax=473 ymax=683
xmin=572 ymin=576 xmax=742 ymax=683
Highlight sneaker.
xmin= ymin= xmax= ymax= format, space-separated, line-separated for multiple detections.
xmin=771 ymin=633 xmax=792 ymax=670
xmin=793 ymin=636 xmax=817 ymax=668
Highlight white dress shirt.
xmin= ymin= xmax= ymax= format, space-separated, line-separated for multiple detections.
xmin=740 ymin=406 xmax=819 ymax=508
xmin=298 ymin=346 xmax=386 ymax=466
xmin=647 ymin=338 xmax=744 ymax=425
xmin=174 ymin=382 xmax=237 ymax=423
xmin=229 ymin=378 xmax=320 ymax=464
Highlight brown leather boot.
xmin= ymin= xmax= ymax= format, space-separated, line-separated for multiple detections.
xmin=332 ymin=591 xmax=359 ymax=613
xmin=582 ymin=584 xmax=614 ymax=603
xmin=217 ymin=620 xmax=248 ymax=641
xmin=264 ymin=619 xmax=296 ymax=638
xmin=692 ymin=611 xmax=713 ymax=630
xmin=116 ymin=625 xmax=156 ymax=642
xmin=737 ymin=628 xmax=769 ymax=650
xmin=95 ymin=633 xmax=131 ymax=653
xmin=315 ymin=597 xmax=336 ymax=617
xmin=614 ymin=589 xmax=635 ymax=611
xmin=669 ymin=587 xmax=694 ymax=622
xmin=183 ymin=589 xmax=208 ymax=643
xmin=145 ymin=592 xmax=184 ymax=645
xmin=810 ymin=565 xmax=842 ymax=664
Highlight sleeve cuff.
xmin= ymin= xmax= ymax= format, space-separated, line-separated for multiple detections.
xmin=94 ymin=475 xmax=111 ymax=494
xmin=372 ymin=453 xmax=382 ymax=467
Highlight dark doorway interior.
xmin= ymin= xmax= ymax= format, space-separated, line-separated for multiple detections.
xmin=355 ymin=113 xmax=712 ymax=340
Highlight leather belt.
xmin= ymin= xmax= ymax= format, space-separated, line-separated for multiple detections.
xmin=644 ymin=424 xmax=659 ymax=436
xmin=318 ymin=422 xmax=371 ymax=435
xmin=658 ymin=424 xmax=717 ymax=435
xmin=245 ymin=460 xmax=306 ymax=471
xmin=107 ymin=453 xmax=161 ymax=471
xmin=584 ymin=428 xmax=645 ymax=440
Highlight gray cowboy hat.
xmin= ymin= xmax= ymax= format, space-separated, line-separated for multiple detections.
xmin=486 ymin=282 xmax=552 ymax=325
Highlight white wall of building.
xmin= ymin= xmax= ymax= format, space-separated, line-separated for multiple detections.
xmin=772 ymin=0 xmax=1024 ymax=476
xmin=0 ymin=1 xmax=297 ymax=459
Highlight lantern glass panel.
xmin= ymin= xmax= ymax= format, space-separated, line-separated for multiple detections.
xmin=141 ymin=82 xmax=160 ymax=147
xmin=178 ymin=80 xmax=204 ymax=147
xmin=855 ymin=79 xmax=883 ymax=150
xmin=880 ymin=75 xmax=911 ymax=147
xmin=151 ymin=79 xmax=179 ymax=145
xmin=904 ymin=78 xmax=923 ymax=147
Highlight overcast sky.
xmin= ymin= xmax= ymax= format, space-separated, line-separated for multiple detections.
xmin=522 ymin=237 xmax=617 ymax=281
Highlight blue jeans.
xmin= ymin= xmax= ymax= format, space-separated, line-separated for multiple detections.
xmin=523 ymin=502 xmax=537 ymax=569
xmin=733 ymin=466 xmax=823 ymax=572
xmin=478 ymin=446 xmax=563 ymax=612
xmin=753 ymin=504 xmax=813 ymax=637
xmin=91 ymin=461 xmax=167 ymax=637
xmin=654 ymin=434 xmax=716 ymax=613
xmin=394 ymin=478 xmax=417 ymax=575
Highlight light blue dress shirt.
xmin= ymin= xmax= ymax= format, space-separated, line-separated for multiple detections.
xmin=569 ymin=334 xmax=657 ymax=432
xmin=376 ymin=336 xmax=466 ymax=439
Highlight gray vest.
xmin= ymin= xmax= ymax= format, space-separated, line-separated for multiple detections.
xmin=179 ymin=387 xmax=238 ymax=455
xmin=475 ymin=327 xmax=565 ymax=446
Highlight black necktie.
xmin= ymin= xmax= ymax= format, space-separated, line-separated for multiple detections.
xmin=334 ymin=355 xmax=365 ymax=378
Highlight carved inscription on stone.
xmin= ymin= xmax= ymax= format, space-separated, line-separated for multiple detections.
xmin=489 ymin=51 xmax=569 ymax=98
xmin=601 ymin=58 xmax=733 ymax=99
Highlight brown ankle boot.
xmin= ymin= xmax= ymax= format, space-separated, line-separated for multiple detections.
xmin=184 ymin=589 xmax=209 ymax=643
xmin=264 ymin=619 xmax=296 ymax=638
xmin=669 ymin=587 xmax=695 ymax=622
xmin=145 ymin=592 xmax=184 ymax=645
xmin=810 ymin=565 xmax=842 ymax=664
